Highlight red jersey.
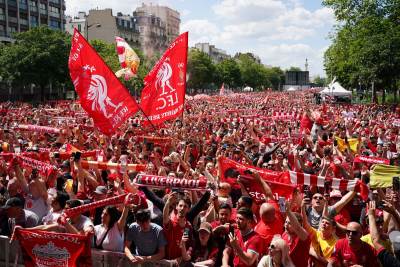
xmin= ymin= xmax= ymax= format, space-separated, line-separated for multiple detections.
xmin=164 ymin=219 xmax=192 ymax=259
xmin=330 ymin=238 xmax=379 ymax=267
xmin=282 ymin=232 xmax=311 ymax=267
xmin=232 ymin=229 xmax=264 ymax=267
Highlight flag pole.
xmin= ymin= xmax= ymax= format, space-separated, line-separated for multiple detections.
xmin=131 ymin=89 xmax=161 ymax=137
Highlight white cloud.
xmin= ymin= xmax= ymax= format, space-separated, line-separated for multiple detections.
xmin=181 ymin=20 xmax=220 ymax=46
xmin=212 ymin=0 xmax=286 ymax=22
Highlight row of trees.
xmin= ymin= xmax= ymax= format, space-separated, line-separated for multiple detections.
xmin=187 ymin=50 xmax=286 ymax=94
xmin=323 ymin=0 xmax=400 ymax=103
xmin=0 ymin=26 xmax=300 ymax=99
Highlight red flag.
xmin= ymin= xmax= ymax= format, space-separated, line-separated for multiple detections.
xmin=13 ymin=228 xmax=92 ymax=267
xmin=218 ymin=157 xmax=295 ymax=202
xmin=140 ymin=32 xmax=188 ymax=125
xmin=68 ymin=29 xmax=139 ymax=135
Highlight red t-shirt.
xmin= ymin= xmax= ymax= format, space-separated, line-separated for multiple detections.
xmin=232 ymin=230 xmax=264 ymax=267
xmin=164 ymin=219 xmax=192 ymax=260
xmin=282 ymin=232 xmax=311 ymax=267
xmin=254 ymin=201 xmax=284 ymax=248
xmin=330 ymin=238 xmax=379 ymax=267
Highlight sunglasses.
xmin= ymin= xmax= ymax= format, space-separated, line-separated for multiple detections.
xmin=313 ymin=196 xmax=324 ymax=200
xmin=346 ymin=230 xmax=360 ymax=236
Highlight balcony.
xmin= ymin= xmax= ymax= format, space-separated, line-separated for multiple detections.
xmin=8 ymin=16 xmax=17 ymax=23
xmin=49 ymin=0 xmax=60 ymax=4
xmin=20 ymin=18 xmax=28 ymax=25
xmin=30 ymin=6 xmax=37 ymax=12
xmin=0 ymin=14 xmax=5 ymax=21
xmin=39 ymin=8 xmax=47 ymax=15
xmin=8 ymin=0 xmax=17 ymax=7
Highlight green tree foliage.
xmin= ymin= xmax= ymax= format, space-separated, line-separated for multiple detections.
xmin=0 ymin=26 xmax=71 ymax=99
xmin=323 ymin=0 xmax=400 ymax=103
xmin=215 ymin=58 xmax=242 ymax=88
xmin=288 ymin=66 xmax=302 ymax=71
xmin=187 ymin=48 xmax=216 ymax=94
xmin=313 ymin=75 xmax=327 ymax=87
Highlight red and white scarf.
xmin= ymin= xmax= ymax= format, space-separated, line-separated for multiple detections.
xmin=80 ymin=160 xmax=146 ymax=172
xmin=133 ymin=174 xmax=207 ymax=191
xmin=289 ymin=171 xmax=369 ymax=200
xmin=16 ymin=124 xmax=61 ymax=134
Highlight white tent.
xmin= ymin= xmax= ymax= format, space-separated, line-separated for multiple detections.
xmin=320 ymin=80 xmax=352 ymax=97
xmin=243 ymin=86 xmax=253 ymax=92
xmin=286 ymin=87 xmax=297 ymax=91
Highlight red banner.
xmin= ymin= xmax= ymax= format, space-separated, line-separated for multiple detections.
xmin=218 ymin=157 xmax=295 ymax=201
xmin=13 ymin=228 xmax=92 ymax=267
xmin=140 ymin=32 xmax=188 ymax=125
xmin=69 ymin=29 xmax=139 ymax=135
xmin=133 ymin=174 xmax=207 ymax=190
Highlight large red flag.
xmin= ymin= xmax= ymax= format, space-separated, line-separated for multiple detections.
xmin=140 ymin=32 xmax=188 ymax=125
xmin=68 ymin=29 xmax=139 ymax=135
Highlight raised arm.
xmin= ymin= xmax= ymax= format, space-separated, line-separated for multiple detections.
xmin=285 ymin=200 xmax=309 ymax=241
xmin=252 ymin=171 xmax=273 ymax=200
xmin=163 ymin=192 xmax=177 ymax=226
xmin=331 ymin=190 xmax=356 ymax=213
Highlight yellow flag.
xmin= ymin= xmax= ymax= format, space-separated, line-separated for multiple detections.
xmin=335 ymin=136 xmax=359 ymax=153
xmin=370 ymin=164 xmax=400 ymax=188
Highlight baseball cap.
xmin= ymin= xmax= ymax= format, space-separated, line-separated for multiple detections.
xmin=198 ymin=222 xmax=212 ymax=234
xmin=1 ymin=197 xmax=24 ymax=209
xmin=94 ymin=186 xmax=107 ymax=195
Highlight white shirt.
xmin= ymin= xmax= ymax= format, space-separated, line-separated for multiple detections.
xmin=94 ymin=223 xmax=124 ymax=252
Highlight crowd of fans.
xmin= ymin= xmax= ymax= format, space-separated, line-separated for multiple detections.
xmin=0 ymin=91 xmax=400 ymax=267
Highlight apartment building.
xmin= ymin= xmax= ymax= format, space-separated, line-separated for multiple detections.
xmin=0 ymin=0 xmax=65 ymax=42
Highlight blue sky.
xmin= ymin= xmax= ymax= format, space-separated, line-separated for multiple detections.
xmin=66 ymin=0 xmax=336 ymax=78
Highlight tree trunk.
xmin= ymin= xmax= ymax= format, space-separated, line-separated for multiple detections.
xmin=372 ymin=81 xmax=377 ymax=103
xmin=395 ymin=88 xmax=398 ymax=103
xmin=382 ymin=88 xmax=386 ymax=104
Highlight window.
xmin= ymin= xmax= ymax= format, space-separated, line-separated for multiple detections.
xmin=49 ymin=19 xmax=60 ymax=29
xmin=19 ymin=0 xmax=28 ymax=10
xmin=0 ymin=8 xmax=4 ymax=21
xmin=77 ymin=24 xmax=81 ymax=32
xmin=30 ymin=15 xmax=38 ymax=26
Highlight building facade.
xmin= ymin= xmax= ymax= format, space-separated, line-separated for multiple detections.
xmin=0 ymin=0 xmax=65 ymax=43
xmin=195 ymin=42 xmax=230 ymax=63
xmin=65 ymin=11 xmax=86 ymax=38
xmin=135 ymin=3 xmax=180 ymax=44
xmin=133 ymin=9 xmax=167 ymax=57
xmin=85 ymin=9 xmax=140 ymax=48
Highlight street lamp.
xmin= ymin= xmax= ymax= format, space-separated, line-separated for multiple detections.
xmin=86 ymin=23 xmax=101 ymax=40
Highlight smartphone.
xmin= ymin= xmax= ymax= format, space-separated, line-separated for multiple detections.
xmin=393 ymin=177 xmax=400 ymax=192
xmin=377 ymin=200 xmax=385 ymax=210
xmin=54 ymin=152 xmax=60 ymax=159
xmin=278 ymin=197 xmax=286 ymax=212
xmin=183 ymin=228 xmax=190 ymax=237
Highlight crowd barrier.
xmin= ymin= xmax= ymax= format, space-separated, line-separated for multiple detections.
xmin=0 ymin=235 xmax=170 ymax=267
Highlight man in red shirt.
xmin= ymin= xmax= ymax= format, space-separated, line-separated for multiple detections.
xmin=328 ymin=222 xmax=379 ymax=267
xmin=163 ymin=192 xmax=192 ymax=261
xmin=282 ymin=200 xmax=311 ymax=267
xmin=222 ymin=207 xmax=264 ymax=267
xmin=252 ymin=171 xmax=284 ymax=248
